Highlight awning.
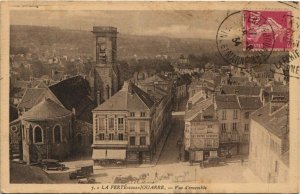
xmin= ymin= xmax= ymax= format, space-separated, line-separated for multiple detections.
xmin=92 ymin=149 xmax=106 ymax=160
xmin=106 ymin=149 xmax=126 ymax=160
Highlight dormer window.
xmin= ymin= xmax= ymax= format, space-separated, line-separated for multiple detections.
xmin=140 ymin=112 xmax=146 ymax=117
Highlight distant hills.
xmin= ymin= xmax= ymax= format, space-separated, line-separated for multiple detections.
xmin=10 ymin=25 xmax=226 ymax=63
xmin=10 ymin=25 xmax=286 ymax=65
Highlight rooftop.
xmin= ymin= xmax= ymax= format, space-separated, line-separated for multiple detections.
xmin=215 ymin=94 xmax=240 ymax=109
xmin=251 ymin=103 xmax=288 ymax=138
xmin=94 ymin=81 xmax=154 ymax=111
xmin=221 ymin=85 xmax=261 ymax=96
xmin=238 ymin=96 xmax=263 ymax=110
xmin=22 ymin=98 xmax=72 ymax=121
xmin=18 ymin=88 xmax=48 ymax=110
xmin=185 ymin=97 xmax=214 ymax=122
xmin=49 ymin=75 xmax=94 ymax=123
xmin=92 ymin=26 xmax=118 ymax=33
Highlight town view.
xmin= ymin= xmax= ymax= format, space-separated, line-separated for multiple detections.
xmin=9 ymin=10 xmax=289 ymax=185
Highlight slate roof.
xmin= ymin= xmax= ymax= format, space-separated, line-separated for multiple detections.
xmin=13 ymin=80 xmax=30 ymax=88
xmin=238 ymin=96 xmax=263 ymax=110
xmin=22 ymin=98 xmax=72 ymax=121
xmin=138 ymin=74 xmax=170 ymax=85
xmin=94 ymin=81 xmax=154 ymax=111
xmin=185 ymin=98 xmax=214 ymax=121
xmin=215 ymin=94 xmax=240 ymax=109
xmin=188 ymin=92 xmax=205 ymax=105
xmin=272 ymin=85 xmax=289 ymax=93
xmin=49 ymin=75 xmax=94 ymax=123
xmin=251 ymin=103 xmax=288 ymax=138
xmin=18 ymin=88 xmax=47 ymax=110
xmin=221 ymin=85 xmax=261 ymax=96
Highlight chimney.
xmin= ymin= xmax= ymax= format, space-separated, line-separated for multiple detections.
xmin=269 ymin=95 xmax=287 ymax=114
xmin=97 ymin=90 xmax=100 ymax=106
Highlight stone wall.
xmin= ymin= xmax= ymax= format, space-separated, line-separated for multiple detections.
xmin=22 ymin=115 xmax=73 ymax=163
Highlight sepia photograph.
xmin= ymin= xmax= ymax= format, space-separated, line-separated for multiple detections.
xmin=0 ymin=1 xmax=299 ymax=193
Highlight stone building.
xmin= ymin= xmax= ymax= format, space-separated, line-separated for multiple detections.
xmin=10 ymin=75 xmax=95 ymax=162
xmin=249 ymin=101 xmax=289 ymax=183
xmin=92 ymin=26 xmax=120 ymax=103
xmin=92 ymin=81 xmax=156 ymax=164
xmin=215 ymin=94 xmax=242 ymax=155
xmin=184 ymin=97 xmax=219 ymax=162
xmin=11 ymin=98 xmax=74 ymax=164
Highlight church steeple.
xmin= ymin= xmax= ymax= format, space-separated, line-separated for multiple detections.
xmin=92 ymin=26 xmax=118 ymax=65
xmin=92 ymin=26 xmax=119 ymax=104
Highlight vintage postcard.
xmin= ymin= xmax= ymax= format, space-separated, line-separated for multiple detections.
xmin=0 ymin=1 xmax=299 ymax=193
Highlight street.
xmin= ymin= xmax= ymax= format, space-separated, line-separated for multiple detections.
xmin=157 ymin=116 xmax=184 ymax=165
xmin=45 ymin=114 xmax=261 ymax=184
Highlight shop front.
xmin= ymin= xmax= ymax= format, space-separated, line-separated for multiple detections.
xmin=92 ymin=148 xmax=126 ymax=165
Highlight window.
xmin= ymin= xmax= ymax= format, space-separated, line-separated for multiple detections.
xmin=53 ymin=125 xmax=62 ymax=143
xmin=221 ymin=123 xmax=226 ymax=132
xmin=34 ymin=126 xmax=43 ymax=144
xmin=275 ymin=160 xmax=278 ymax=173
xmin=108 ymin=118 xmax=114 ymax=130
xmin=77 ymin=134 xmax=82 ymax=145
xmin=140 ymin=121 xmax=146 ymax=133
xmin=130 ymin=112 xmax=135 ymax=117
xmin=118 ymin=133 xmax=124 ymax=140
xmin=244 ymin=112 xmax=250 ymax=119
xmin=140 ymin=136 xmax=146 ymax=145
xmin=205 ymin=139 xmax=213 ymax=148
xmin=129 ymin=121 xmax=135 ymax=132
xmin=245 ymin=124 xmax=249 ymax=132
xmin=118 ymin=118 xmax=124 ymax=124
xmin=207 ymin=125 xmax=213 ymax=133
xmin=109 ymin=133 xmax=114 ymax=140
xmin=98 ymin=118 xmax=105 ymax=130
xmin=99 ymin=133 xmax=105 ymax=140
xmin=130 ymin=136 xmax=135 ymax=145
xmin=222 ymin=110 xmax=226 ymax=120
xmin=140 ymin=112 xmax=146 ymax=117
xmin=233 ymin=110 xmax=238 ymax=119
xmin=232 ymin=123 xmax=237 ymax=130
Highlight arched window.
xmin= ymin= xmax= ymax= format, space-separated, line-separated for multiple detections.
xmin=53 ymin=125 xmax=62 ymax=143
xmin=34 ymin=126 xmax=43 ymax=144
xmin=77 ymin=134 xmax=82 ymax=145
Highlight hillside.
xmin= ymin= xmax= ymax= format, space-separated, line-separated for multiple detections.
xmin=10 ymin=25 xmax=225 ymax=63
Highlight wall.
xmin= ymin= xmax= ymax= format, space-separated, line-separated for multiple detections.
xmin=249 ymin=119 xmax=287 ymax=183
xmin=21 ymin=116 xmax=72 ymax=163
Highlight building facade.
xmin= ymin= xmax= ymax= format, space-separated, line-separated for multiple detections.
xmin=249 ymin=100 xmax=289 ymax=183
xmin=184 ymin=98 xmax=219 ymax=162
xmin=92 ymin=82 xmax=156 ymax=164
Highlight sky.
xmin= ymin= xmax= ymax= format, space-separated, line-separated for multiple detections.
xmin=10 ymin=10 xmax=230 ymax=39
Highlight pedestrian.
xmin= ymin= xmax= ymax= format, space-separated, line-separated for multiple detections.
xmin=179 ymin=152 xmax=182 ymax=161
xmin=241 ymin=157 xmax=244 ymax=165
xmin=155 ymin=171 xmax=158 ymax=179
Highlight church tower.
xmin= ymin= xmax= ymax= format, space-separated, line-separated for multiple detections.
xmin=92 ymin=26 xmax=119 ymax=104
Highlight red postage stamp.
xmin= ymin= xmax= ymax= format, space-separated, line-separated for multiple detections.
xmin=243 ymin=10 xmax=293 ymax=51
